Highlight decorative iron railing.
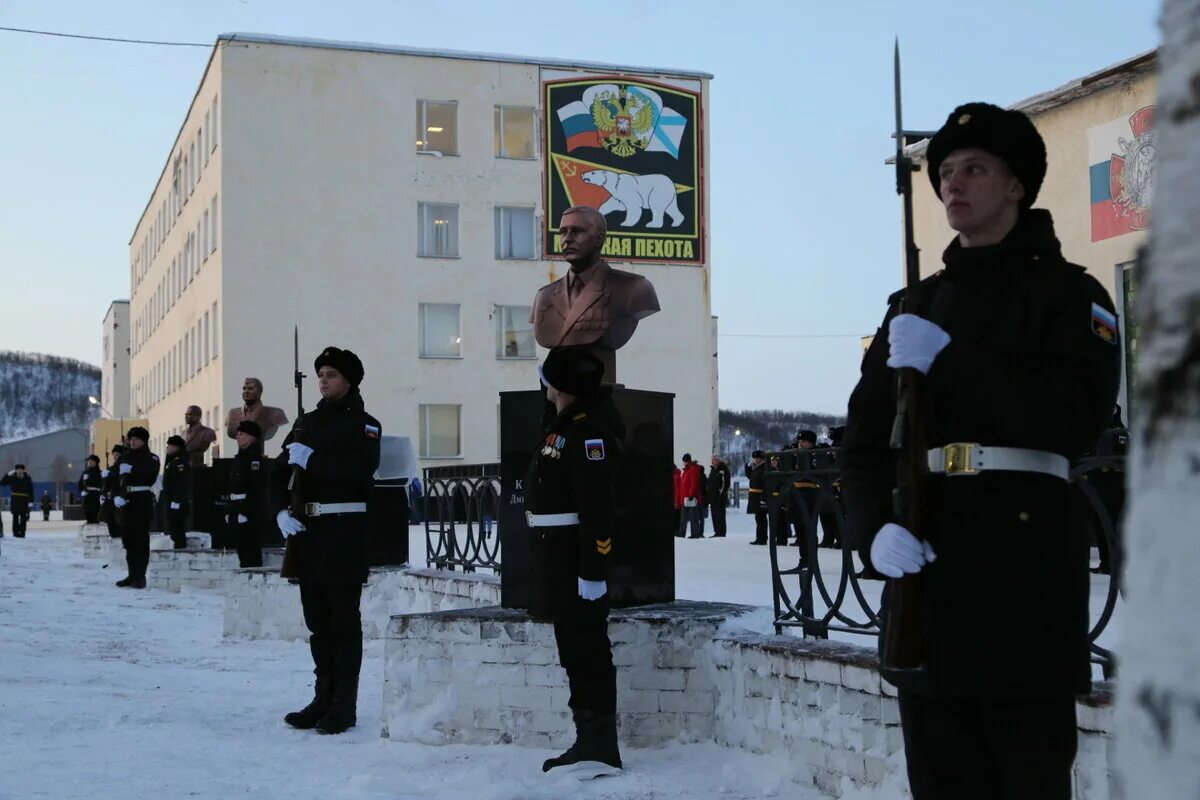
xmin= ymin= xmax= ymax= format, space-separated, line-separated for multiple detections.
xmin=766 ymin=447 xmax=1125 ymax=679
xmin=423 ymin=464 xmax=502 ymax=574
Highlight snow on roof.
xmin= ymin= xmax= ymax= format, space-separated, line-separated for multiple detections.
xmin=887 ymin=49 xmax=1157 ymax=164
xmin=217 ymin=32 xmax=714 ymax=80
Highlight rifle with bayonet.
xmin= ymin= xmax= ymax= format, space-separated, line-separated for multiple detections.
xmin=280 ymin=326 xmax=305 ymax=580
xmin=880 ymin=41 xmax=938 ymax=673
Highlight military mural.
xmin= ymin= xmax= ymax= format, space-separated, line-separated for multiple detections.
xmin=543 ymin=73 xmax=704 ymax=264
xmin=1087 ymin=106 xmax=1156 ymax=242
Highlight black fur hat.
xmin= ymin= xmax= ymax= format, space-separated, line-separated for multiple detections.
xmin=314 ymin=346 xmax=365 ymax=387
xmin=926 ymin=102 xmax=1047 ymax=210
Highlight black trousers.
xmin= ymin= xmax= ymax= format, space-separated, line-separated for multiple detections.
xmin=553 ymin=595 xmax=616 ymax=713
xmin=710 ymin=500 xmax=727 ymax=536
xmin=12 ymin=504 xmax=30 ymax=536
xmin=122 ymin=515 xmax=151 ymax=580
xmin=300 ymin=581 xmax=364 ymax=706
xmin=899 ymin=691 xmax=1077 ymax=800
xmin=166 ymin=507 xmax=187 ymax=548
xmin=753 ymin=510 xmax=768 ymax=543
xmin=231 ymin=515 xmax=263 ymax=568
xmin=84 ymin=495 xmax=101 ymax=524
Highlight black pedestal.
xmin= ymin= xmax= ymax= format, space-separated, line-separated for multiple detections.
xmin=499 ymin=387 xmax=675 ymax=610
xmin=368 ymin=479 xmax=410 ymax=566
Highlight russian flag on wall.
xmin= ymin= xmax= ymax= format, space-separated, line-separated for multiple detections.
xmin=1087 ymin=107 xmax=1155 ymax=243
xmin=556 ymin=101 xmax=602 ymax=152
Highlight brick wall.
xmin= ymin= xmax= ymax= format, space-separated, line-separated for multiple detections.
xmin=222 ymin=566 xmax=501 ymax=641
xmin=382 ymin=602 xmax=1118 ymax=799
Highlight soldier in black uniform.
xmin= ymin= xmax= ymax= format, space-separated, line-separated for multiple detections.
xmin=40 ymin=491 xmax=52 ymax=521
xmin=101 ymin=444 xmax=125 ymax=539
xmin=112 ymin=427 xmax=161 ymax=589
xmin=744 ymin=450 xmax=768 ymax=545
xmin=526 ymin=346 xmax=623 ymax=775
xmin=78 ymin=455 xmax=104 ymax=524
xmin=842 ymin=103 xmax=1121 ymax=799
xmin=706 ymin=455 xmax=731 ymax=537
xmin=161 ymin=436 xmax=190 ymax=549
xmin=1 ymin=465 xmax=34 ymax=537
xmin=228 ymin=420 xmax=266 ymax=568
xmin=274 ymin=347 xmax=381 ymax=736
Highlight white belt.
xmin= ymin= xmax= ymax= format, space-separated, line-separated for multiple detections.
xmin=526 ymin=512 xmax=580 ymax=527
xmin=127 ymin=486 xmax=154 ymax=493
xmin=304 ymin=502 xmax=367 ymax=517
xmin=229 ymin=493 xmax=247 ymax=501
xmin=927 ymin=444 xmax=1069 ymax=481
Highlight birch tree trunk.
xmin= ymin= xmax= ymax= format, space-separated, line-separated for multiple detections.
xmin=1116 ymin=0 xmax=1200 ymax=794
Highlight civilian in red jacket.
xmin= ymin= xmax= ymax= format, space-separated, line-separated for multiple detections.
xmin=676 ymin=454 xmax=703 ymax=539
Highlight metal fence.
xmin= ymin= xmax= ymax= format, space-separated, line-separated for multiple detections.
xmin=766 ymin=449 xmax=1126 ymax=679
xmin=422 ymin=463 xmax=502 ymax=573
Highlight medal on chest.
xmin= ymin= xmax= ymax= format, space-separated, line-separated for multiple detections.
xmin=541 ymin=434 xmax=566 ymax=459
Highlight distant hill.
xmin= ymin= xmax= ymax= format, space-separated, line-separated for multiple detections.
xmin=716 ymin=408 xmax=846 ymax=468
xmin=0 ymin=351 xmax=101 ymax=444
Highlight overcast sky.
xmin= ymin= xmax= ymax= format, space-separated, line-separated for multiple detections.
xmin=0 ymin=0 xmax=1161 ymax=414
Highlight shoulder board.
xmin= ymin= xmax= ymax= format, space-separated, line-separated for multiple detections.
xmin=572 ymin=412 xmax=588 ymax=421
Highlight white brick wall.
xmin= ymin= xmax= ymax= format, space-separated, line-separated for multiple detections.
xmin=382 ymin=602 xmax=1118 ymax=799
xmin=222 ymin=566 xmax=502 ymax=641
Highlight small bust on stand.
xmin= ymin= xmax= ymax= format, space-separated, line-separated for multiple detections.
xmin=529 ymin=206 xmax=660 ymax=382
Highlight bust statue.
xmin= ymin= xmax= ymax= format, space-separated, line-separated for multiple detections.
xmin=530 ymin=207 xmax=660 ymax=376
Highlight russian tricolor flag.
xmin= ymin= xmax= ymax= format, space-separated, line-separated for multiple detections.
xmin=556 ymin=101 xmax=602 ymax=152
xmin=1087 ymin=107 xmax=1154 ymax=242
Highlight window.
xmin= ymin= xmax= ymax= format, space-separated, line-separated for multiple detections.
xmin=211 ymin=97 xmax=218 ymax=152
xmin=416 ymin=100 xmax=458 ymax=155
xmin=202 ymin=209 xmax=210 ymax=261
xmin=203 ymin=312 xmax=210 ymax=365
xmin=419 ymin=303 xmax=461 ymax=358
xmin=194 ymin=222 xmax=201 ymax=274
xmin=495 ymin=305 xmax=534 ymax=359
xmin=494 ymin=106 xmax=535 ymax=159
xmin=212 ymin=302 xmax=219 ymax=359
xmin=494 ymin=207 xmax=535 ymax=259
xmin=204 ymin=110 xmax=210 ymax=164
xmin=189 ymin=141 xmax=196 ymax=194
xmin=210 ymin=195 xmax=218 ymax=252
xmin=417 ymin=203 xmax=459 ymax=257
xmin=419 ymin=404 xmax=461 ymax=458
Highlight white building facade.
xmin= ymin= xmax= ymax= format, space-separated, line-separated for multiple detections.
xmin=100 ymin=300 xmax=130 ymax=419
xmin=128 ymin=34 xmax=716 ymax=465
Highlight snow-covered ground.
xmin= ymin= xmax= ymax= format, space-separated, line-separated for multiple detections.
xmin=0 ymin=511 xmax=1120 ymax=799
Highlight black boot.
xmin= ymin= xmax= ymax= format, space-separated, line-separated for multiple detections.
xmin=285 ymin=675 xmax=334 ymax=729
xmin=115 ymin=576 xmax=133 ymax=587
xmin=542 ymin=711 xmax=622 ymax=773
xmin=315 ymin=640 xmax=361 ymax=735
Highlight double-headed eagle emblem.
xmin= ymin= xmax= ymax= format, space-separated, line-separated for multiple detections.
xmin=590 ymin=86 xmax=656 ymax=158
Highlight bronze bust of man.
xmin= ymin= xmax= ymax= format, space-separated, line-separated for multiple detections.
xmin=530 ymin=206 xmax=660 ymax=360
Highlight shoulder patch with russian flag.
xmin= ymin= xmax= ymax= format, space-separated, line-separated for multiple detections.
xmin=1090 ymin=303 xmax=1118 ymax=345
xmin=584 ymin=438 xmax=606 ymax=461
xmin=364 ymin=423 xmax=381 ymax=439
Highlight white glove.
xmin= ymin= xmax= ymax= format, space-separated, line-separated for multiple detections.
xmin=237 ymin=514 xmax=248 ymax=524
xmin=169 ymin=502 xmax=180 ymax=510
xmin=286 ymin=442 xmax=313 ymax=470
xmin=887 ymin=314 xmax=951 ymax=375
xmin=118 ymin=463 xmax=133 ymax=475
xmin=112 ymin=497 xmax=127 ymax=508
xmin=7 ymin=470 xmax=15 ymax=476
xmin=101 ymin=469 xmax=110 ymax=478
xmin=578 ymin=578 xmax=607 ymax=601
xmin=277 ymin=510 xmax=305 ymax=539
xmin=869 ymin=523 xmax=937 ymax=578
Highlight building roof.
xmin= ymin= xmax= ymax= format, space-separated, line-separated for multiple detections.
xmin=217 ymin=32 xmax=714 ymax=80
xmin=0 ymin=426 xmax=89 ymax=448
xmin=890 ymin=48 xmax=1157 ymax=163
xmin=132 ymin=32 xmax=712 ymax=245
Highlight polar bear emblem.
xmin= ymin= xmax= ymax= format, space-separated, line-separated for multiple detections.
xmin=582 ymin=169 xmax=685 ymax=229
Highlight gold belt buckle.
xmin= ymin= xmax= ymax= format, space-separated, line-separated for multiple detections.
xmin=943 ymin=443 xmax=978 ymax=475
xmin=525 ymin=510 xmax=534 ymax=527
